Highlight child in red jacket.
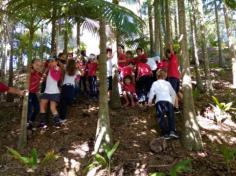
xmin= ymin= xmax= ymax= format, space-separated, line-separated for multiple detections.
xmin=122 ymin=76 xmax=137 ymax=107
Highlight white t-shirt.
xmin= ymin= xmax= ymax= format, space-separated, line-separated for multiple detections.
xmin=107 ymin=58 xmax=113 ymax=77
xmin=63 ymin=73 xmax=76 ymax=86
xmin=148 ymin=79 xmax=176 ymax=104
xmin=147 ymin=55 xmax=160 ymax=71
xmin=44 ymin=72 xmax=60 ymax=94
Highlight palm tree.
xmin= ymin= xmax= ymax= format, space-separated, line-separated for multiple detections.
xmin=178 ymin=0 xmax=203 ymax=151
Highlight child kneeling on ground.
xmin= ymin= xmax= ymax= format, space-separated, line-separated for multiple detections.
xmin=148 ymin=69 xmax=179 ymax=139
xmin=122 ymin=76 xmax=137 ymax=107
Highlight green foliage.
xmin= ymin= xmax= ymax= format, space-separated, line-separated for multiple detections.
xmin=84 ymin=141 xmax=120 ymax=175
xmin=224 ymin=0 xmax=236 ymax=9
xmin=220 ymin=145 xmax=236 ymax=173
xmin=212 ymin=96 xmax=233 ymax=112
xmin=149 ymin=159 xmax=192 ymax=176
xmin=7 ymin=147 xmax=59 ymax=171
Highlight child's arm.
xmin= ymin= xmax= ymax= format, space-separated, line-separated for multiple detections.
xmin=148 ymin=84 xmax=155 ymax=106
xmin=168 ymin=43 xmax=175 ymax=55
xmin=8 ymin=87 xmax=25 ymax=96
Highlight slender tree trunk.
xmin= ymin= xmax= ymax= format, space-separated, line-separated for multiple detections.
xmin=18 ymin=24 xmax=34 ymax=150
xmin=174 ymin=0 xmax=179 ymax=39
xmin=110 ymin=0 xmax=122 ymax=109
xmin=63 ymin=18 xmax=68 ymax=57
xmin=51 ymin=7 xmax=57 ymax=56
xmin=194 ymin=0 xmax=213 ymax=92
xmin=40 ymin=24 xmax=44 ymax=59
xmin=214 ymin=0 xmax=224 ymax=67
xmin=76 ymin=18 xmax=81 ymax=51
xmin=223 ymin=5 xmax=230 ymax=48
xmin=178 ymin=0 xmax=203 ymax=151
xmin=148 ymin=2 xmax=154 ymax=56
xmin=161 ymin=0 xmax=166 ymax=46
xmin=189 ymin=2 xmax=204 ymax=91
xmin=154 ymin=0 xmax=161 ymax=56
xmin=94 ymin=19 xmax=111 ymax=154
xmin=165 ymin=0 xmax=172 ymax=45
xmin=7 ymin=25 xmax=14 ymax=102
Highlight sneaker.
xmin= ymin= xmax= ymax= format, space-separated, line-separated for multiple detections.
xmin=38 ymin=123 xmax=47 ymax=129
xmin=169 ymin=131 xmax=179 ymax=139
xmin=163 ymin=134 xmax=171 ymax=140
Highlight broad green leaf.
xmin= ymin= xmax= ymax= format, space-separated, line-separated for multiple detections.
xmin=83 ymin=162 xmax=98 ymax=174
xmin=212 ymin=96 xmax=220 ymax=107
xmin=95 ymin=154 xmax=108 ymax=168
xmin=224 ymin=102 xmax=233 ymax=111
xmin=107 ymin=141 xmax=120 ymax=160
xmin=7 ymin=147 xmax=31 ymax=165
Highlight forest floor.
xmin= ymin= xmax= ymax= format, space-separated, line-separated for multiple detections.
xmin=0 ymin=67 xmax=236 ymax=176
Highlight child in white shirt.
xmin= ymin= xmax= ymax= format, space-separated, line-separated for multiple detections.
xmin=148 ymin=69 xmax=179 ymax=139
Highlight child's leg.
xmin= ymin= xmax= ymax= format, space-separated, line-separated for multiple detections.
xmin=39 ymin=99 xmax=49 ymax=126
xmin=155 ymin=101 xmax=167 ymax=136
xmin=28 ymin=93 xmax=33 ymax=122
xmin=123 ymin=91 xmax=129 ymax=106
xmin=127 ymin=92 xmax=135 ymax=106
xmin=93 ymin=76 xmax=98 ymax=97
xmin=88 ymin=76 xmax=93 ymax=96
xmin=31 ymin=93 xmax=40 ymax=122
xmin=166 ymin=102 xmax=176 ymax=133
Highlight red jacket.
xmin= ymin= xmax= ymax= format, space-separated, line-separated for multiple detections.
xmin=87 ymin=62 xmax=97 ymax=76
xmin=120 ymin=66 xmax=133 ymax=79
xmin=168 ymin=54 xmax=179 ymax=79
xmin=118 ymin=53 xmax=127 ymax=68
xmin=29 ymin=71 xmax=42 ymax=93
xmin=137 ymin=63 xmax=152 ymax=79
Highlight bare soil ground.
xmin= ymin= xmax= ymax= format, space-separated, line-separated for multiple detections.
xmin=0 ymin=68 xmax=236 ymax=176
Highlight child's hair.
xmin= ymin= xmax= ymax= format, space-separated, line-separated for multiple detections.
xmin=165 ymin=48 xmax=171 ymax=58
xmin=140 ymin=58 xmax=146 ymax=63
xmin=106 ymin=48 xmax=112 ymax=54
xmin=126 ymin=50 xmax=133 ymax=57
xmin=128 ymin=61 xmax=135 ymax=66
xmin=118 ymin=44 xmax=124 ymax=50
xmin=136 ymin=47 xmax=143 ymax=52
xmin=31 ymin=58 xmax=40 ymax=69
xmin=157 ymin=69 xmax=167 ymax=79
xmin=66 ymin=59 xmax=77 ymax=76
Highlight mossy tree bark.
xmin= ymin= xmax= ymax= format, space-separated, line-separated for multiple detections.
xmin=94 ymin=19 xmax=112 ymax=153
xmin=178 ymin=0 xmax=203 ymax=151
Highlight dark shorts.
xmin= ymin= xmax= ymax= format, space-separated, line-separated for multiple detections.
xmin=40 ymin=93 xmax=60 ymax=102
xmin=167 ymin=77 xmax=180 ymax=93
xmin=107 ymin=76 xmax=112 ymax=91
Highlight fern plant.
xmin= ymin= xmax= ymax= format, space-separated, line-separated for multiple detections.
xmin=149 ymin=159 xmax=192 ymax=176
xmin=7 ymin=147 xmax=59 ymax=171
xmin=84 ymin=141 xmax=120 ymax=176
xmin=220 ymin=145 xmax=236 ymax=174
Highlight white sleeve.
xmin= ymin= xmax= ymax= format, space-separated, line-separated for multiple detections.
xmin=168 ymin=82 xmax=176 ymax=105
xmin=148 ymin=83 xmax=155 ymax=104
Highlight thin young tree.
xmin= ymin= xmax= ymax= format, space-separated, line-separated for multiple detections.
xmin=148 ymin=0 xmax=154 ymax=55
xmin=94 ymin=19 xmax=111 ymax=153
xmin=154 ymin=0 xmax=161 ymax=56
xmin=189 ymin=0 xmax=204 ymax=91
xmin=178 ymin=0 xmax=203 ymax=151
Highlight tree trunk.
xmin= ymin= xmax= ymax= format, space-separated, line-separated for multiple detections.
xmin=161 ymin=0 xmax=166 ymax=45
xmin=174 ymin=0 xmax=179 ymax=40
xmin=194 ymin=0 xmax=213 ymax=92
xmin=189 ymin=2 xmax=204 ymax=91
xmin=148 ymin=2 xmax=154 ymax=56
xmin=40 ymin=24 xmax=44 ymax=59
xmin=63 ymin=18 xmax=68 ymax=57
xmin=178 ymin=0 xmax=203 ymax=151
xmin=94 ymin=19 xmax=111 ymax=154
xmin=223 ymin=4 xmax=230 ymax=48
xmin=165 ymin=0 xmax=172 ymax=45
xmin=110 ymin=70 xmax=122 ymax=109
xmin=76 ymin=18 xmax=81 ymax=51
xmin=214 ymin=0 xmax=224 ymax=67
xmin=154 ymin=0 xmax=161 ymax=56
xmin=7 ymin=25 xmax=14 ymax=102
xmin=18 ymin=25 xmax=34 ymax=150
xmin=110 ymin=0 xmax=122 ymax=109
xmin=51 ymin=7 xmax=57 ymax=56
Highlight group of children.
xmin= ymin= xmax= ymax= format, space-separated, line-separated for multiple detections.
xmin=0 ymin=43 xmax=180 ymax=139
